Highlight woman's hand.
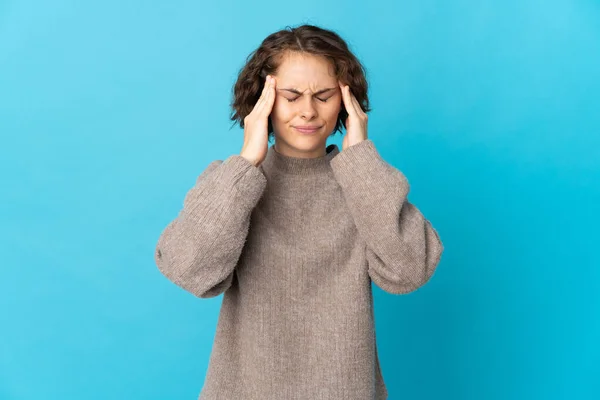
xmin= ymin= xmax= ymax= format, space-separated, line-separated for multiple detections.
xmin=240 ymin=75 xmax=277 ymax=166
xmin=339 ymin=82 xmax=368 ymax=151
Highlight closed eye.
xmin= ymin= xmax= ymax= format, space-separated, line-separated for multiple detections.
xmin=287 ymin=97 xmax=329 ymax=103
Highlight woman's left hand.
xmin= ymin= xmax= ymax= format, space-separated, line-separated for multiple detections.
xmin=339 ymin=81 xmax=368 ymax=150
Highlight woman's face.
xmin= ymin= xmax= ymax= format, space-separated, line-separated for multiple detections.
xmin=271 ymin=51 xmax=342 ymax=158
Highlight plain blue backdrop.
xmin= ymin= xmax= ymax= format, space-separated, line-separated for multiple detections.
xmin=1 ymin=1 xmax=598 ymax=399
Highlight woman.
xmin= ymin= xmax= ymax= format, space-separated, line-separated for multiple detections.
xmin=155 ymin=24 xmax=444 ymax=400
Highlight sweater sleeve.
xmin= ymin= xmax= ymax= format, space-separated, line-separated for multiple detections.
xmin=154 ymin=155 xmax=267 ymax=298
xmin=329 ymin=139 xmax=444 ymax=295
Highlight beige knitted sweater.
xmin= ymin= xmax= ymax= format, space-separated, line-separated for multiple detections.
xmin=154 ymin=139 xmax=444 ymax=399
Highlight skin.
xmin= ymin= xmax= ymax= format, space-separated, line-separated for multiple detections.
xmin=270 ymin=51 xmax=369 ymax=158
xmin=239 ymin=51 xmax=369 ymax=166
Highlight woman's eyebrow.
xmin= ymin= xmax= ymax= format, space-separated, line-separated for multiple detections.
xmin=278 ymin=88 xmax=337 ymax=95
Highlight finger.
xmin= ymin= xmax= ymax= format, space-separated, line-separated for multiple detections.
xmin=261 ymin=76 xmax=277 ymax=117
xmin=256 ymin=76 xmax=276 ymax=117
xmin=254 ymin=76 xmax=272 ymax=113
xmin=338 ymin=81 xmax=349 ymax=112
xmin=256 ymin=75 xmax=271 ymax=107
xmin=347 ymin=86 xmax=363 ymax=115
xmin=350 ymin=91 xmax=364 ymax=116
xmin=340 ymin=83 xmax=358 ymax=117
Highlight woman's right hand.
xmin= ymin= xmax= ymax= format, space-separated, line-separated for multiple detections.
xmin=240 ymin=75 xmax=276 ymax=167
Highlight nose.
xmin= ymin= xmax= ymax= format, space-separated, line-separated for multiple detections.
xmin=299 ymin=97 xmax=317 ymax=120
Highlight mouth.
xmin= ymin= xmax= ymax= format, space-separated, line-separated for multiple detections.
xmin=293 ymin=125 xmax=322 ymax=134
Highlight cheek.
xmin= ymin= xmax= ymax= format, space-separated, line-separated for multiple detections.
xmin=324 ymin=103 xmax=342 ymax=122
xmin=273 ymin=100 xmax=294 ymax=121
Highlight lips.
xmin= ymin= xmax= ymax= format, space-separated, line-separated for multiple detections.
xmin=293 ymin=125 xmax=322 ymax=134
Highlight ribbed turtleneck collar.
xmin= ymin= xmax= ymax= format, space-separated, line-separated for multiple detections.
xmin=260 ymin=143 xmax=340 ymax=176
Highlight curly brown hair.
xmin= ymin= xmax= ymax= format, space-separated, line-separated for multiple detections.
xmin=229 ymin=24 xmax=371 ymax=142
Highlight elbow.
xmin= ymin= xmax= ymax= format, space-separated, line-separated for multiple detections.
xmin=368 ymin=259 xmax=437 ymax=295
xmin=154 ymin=244 xmax=182 ymax=284
xmin=194 ymin=272 xmax=235 ymax=298
xmin=407 ymin=224 xmax=444 ymax=292
xmin=155 ymin=245 xmax=234 ymax=299
xmin=408 ymin=219 xmax=444 ymax=290
xmin=367 ymin=225 xmax=444 ymax=295
xmin=368 ymin=265 xmax=422 ymax=294
xmin=424 ymin=220 xmax=444 ymax=281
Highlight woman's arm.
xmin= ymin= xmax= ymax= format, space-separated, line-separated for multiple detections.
xmin=330 ymin=139 xmax=444 ymax=295
xmin=154 ymin=155 xmax=267 ymax=298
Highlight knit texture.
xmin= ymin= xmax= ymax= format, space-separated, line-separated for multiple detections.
xmin=154 ymin=139 xmax=444 ymax=399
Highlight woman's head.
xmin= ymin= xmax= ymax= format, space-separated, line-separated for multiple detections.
xmin=230 ymin=24 xmax=371 ymax=157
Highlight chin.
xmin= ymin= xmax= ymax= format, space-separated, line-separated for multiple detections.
xmin=275 ymin=128 xmax=326 ymax=148
xmin=292 ymin=134 xmax=325 ymax=145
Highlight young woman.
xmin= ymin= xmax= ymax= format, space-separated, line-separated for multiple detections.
xmin=155 ymin=23 xmax=444 ymax=400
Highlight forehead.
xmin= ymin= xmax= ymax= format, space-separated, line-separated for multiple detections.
xmin=275 ymin=52 xmax=336 ymax=87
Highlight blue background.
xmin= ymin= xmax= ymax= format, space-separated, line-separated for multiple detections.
xmin=1 ymin=1 xmax=598 ymax=399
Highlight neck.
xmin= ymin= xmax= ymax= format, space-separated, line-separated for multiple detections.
xmin=261 ymin=142 xmax=340 ymax=176
xmin=273 ymin=140 xmax=328 ymax=158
